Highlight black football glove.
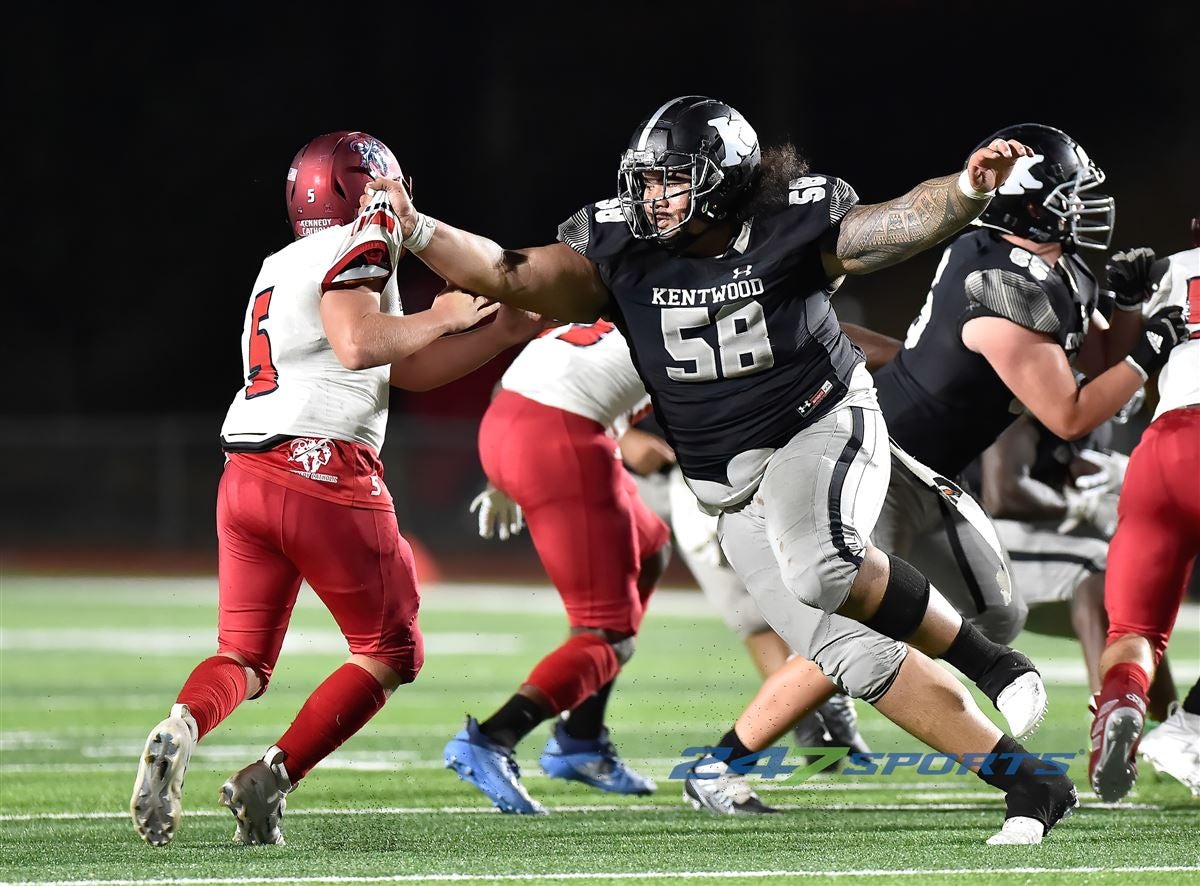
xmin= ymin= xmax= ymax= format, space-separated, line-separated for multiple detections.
xmin=1106 ymin=247 xmax=1160 ymax=311
xmin=1126 ymin=305 xmax=1189 ymax=379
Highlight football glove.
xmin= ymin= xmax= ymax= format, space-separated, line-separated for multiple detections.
xmin=1058 ymin=484 xmax=1119 ymax=538
xmin=1126 ymin=305 xmax=1188 ymax=380
xmin=1072 ymin=449 xmax=1129 ymax=496
xmin=1105 ymin=247 xmax=1159 ymax=311
xmin=469 ymin=485 xmax=523 ymax=541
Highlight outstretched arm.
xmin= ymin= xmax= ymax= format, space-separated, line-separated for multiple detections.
xmin=320 ymin=284 xmax=498 ymax=371
xmin=823 ymin=138 xmax=1033 ymax=277
xmin=390 ymin=304 xmax=549 ymax=391
xmin=364 ymin=179 xmax=610 ymax=322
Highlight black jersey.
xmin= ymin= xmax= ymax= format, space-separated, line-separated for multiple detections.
xmin=558 ymin=176 xmax=863 ymax=502
xmin=874 ymin=228 xmax=1099 ymax=479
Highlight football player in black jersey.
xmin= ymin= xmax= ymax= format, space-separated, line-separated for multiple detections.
xmin=870 ymin=124 xmax=1186 ymax=657
xmin=367 ymin=97 xmax=1079 ymax=842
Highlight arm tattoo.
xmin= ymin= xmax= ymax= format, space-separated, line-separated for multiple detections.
xmin=835 ymin=173 xmax=984 ymax=274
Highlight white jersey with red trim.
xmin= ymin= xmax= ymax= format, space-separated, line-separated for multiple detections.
xmin=1145 ymin=247 xmax=1200 ymax=421
xmin=220 ymin=196 xmax=405 ymax=453
xmin=501 ymin=322 xmax=649 ymax=432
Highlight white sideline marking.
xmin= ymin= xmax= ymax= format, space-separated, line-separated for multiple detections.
xmin=0 ymin=799 xmax=1166 ymax=822
xmin=0 ymin=629 xmax=521 ymax=656
xmin=1 ymin=865 xmax=1198 ymax=884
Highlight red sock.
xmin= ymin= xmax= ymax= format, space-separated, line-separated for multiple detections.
xmin=276 ymin=663 xmax=387 ymax=782
xmin=177 ymin=656 xmax=249 ymax=740
xmin=525 ymin=633 xmax=620 ymax=715
xmin=1098 ymin=662 xmax=1151 ymax=716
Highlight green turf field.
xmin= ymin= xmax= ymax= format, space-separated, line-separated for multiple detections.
xmin=1 ymin=577 xmax=1197 ymax=885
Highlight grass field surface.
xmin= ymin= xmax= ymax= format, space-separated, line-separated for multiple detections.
xmin=1 ymin=577 xmax=1197 ymax=885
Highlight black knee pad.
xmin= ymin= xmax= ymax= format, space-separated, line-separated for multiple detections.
xmin=863 ymin=555 xmax=930 ymax=641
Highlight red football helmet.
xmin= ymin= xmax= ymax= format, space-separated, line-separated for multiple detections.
xmin=285 ymin=131 xmax=406 ymax=239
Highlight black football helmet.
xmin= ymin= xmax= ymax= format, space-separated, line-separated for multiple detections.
xmin=617 ymin=96 xmax=761 ymax=242
xmin=974 ymin=123 xmax=1114 ymax=251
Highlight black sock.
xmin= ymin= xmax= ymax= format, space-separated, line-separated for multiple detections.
xmin=479 ymin=694 xmax=544 ymax=749
xmin=563 ymin=679 xmax=615 ymax=741
xmin=942 ymin=620 xmax=1011 ymax=695
xmin=974 ymin=735 xmax=1076 ymax=829
xmin=717 ymin=726 xmax=754 ymax=762
xmin=1183 ymin=678 xmax=1200 ymax=716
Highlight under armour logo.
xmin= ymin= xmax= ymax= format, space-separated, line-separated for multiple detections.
xmin=732 ymin=264 xmax=753 ymax=279
xmin=1148 ymin=331 xmax=1164 ymax=353
xmin=998 ymin=154 xmax=1046 ymax=195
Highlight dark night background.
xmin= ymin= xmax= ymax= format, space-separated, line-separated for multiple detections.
xmin=4 ymin=2 xmax=1198 ymax=572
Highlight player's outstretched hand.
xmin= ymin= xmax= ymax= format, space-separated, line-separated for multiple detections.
xmin=366 ymin=177 xmax=418 ymax=233
xmin=469 ymin=485 xmax=524 ymax=540
xmin=432 ymin=288 xmax=500 ymax=333
xmin=1106 ymin=247 xmax=1162 ymax=310
xmin=966 ymin=138 xmax=1034 ymax=194
xmin=494 ymin=305 xmax=554 ymax=345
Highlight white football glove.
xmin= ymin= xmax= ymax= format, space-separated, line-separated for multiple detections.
xmin=1058 ymin=484 xmax=1119 ymax=538
xmin=1072 ymin=449 xmax=1129 ymax=495
xmin=469 ymin=485 xmax=524 ymax=541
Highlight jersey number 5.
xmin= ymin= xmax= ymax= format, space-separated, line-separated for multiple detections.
xmin=246 ymin=287 xmax=279 ymax=399
xmin=662 ymin=301 xmax=774 ymax=381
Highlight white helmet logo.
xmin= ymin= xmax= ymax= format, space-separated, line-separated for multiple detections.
xmin=998 ymin=153 xmax=1045 ymax=195
xmin=708 ymin=114 xmax=758 ymax=168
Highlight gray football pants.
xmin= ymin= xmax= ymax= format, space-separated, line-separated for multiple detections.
xmin=716 ymin=393 xmax=907 ymax=702
xmin=874 ymin=464 xmax=1026 ymax=644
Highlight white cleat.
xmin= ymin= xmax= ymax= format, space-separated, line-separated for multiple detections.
xmin=130 ymin=703 xmax=198 ymax=847
xmin=996 ymin=671 xmax=1048 ymax=740
xmin=1139 ymin=702 xmax=1200 ymax=797
xmin=682 ymin=756 xmax=780 ymax=815
xmin=986 ymin=815 xmax=1045 ymax=845
xmin=219 ymin=745 xmax=292 ymax=845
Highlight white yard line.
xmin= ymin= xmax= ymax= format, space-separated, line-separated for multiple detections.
xmin=0 ymin=799 xmax=1166 ymax=822
xmin=1 ymin=865 xmax=1198 ymax=885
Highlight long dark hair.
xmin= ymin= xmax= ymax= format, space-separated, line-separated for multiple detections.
xmin=738 ymin=143 xmax=811 ymax=220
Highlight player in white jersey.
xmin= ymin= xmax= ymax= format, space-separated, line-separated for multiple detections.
xmin=443 ymin=320 xmax=672 ymax=813
xmin=131 ymin=131 xmax=543 ymax=847
xmin=1088 ymin=228 xmax=1200 ymax=801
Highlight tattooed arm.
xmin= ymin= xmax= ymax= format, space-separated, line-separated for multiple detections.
xmin=822 ymin=138 xmax=1033 ymax=277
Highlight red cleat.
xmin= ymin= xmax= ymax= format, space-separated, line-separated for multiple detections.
xmin=1089 ymin=691 xmax=1146 ymax=802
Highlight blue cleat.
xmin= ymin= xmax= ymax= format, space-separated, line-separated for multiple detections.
xmin=539 ymin=721 xmax=657 ymax=796
xmin=443 ymin=716 xmax=547 ymax=815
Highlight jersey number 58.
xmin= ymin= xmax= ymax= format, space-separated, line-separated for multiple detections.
xmin=662 ymin=301 xmax=774 ymax=381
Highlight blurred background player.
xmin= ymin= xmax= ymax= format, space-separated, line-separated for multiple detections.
xmin=1089 ymin=225 xmax=1200 ymax=801
xmin=370 ymin=96 xmax=1085 ymax=843
xmin=130 ymin=132 xmax=543 ymax=846
xmin=446 ymin=320 xmax=669 ymax=814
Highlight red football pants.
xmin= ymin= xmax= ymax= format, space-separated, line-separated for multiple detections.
xmin=215 ymin=458 xmax=424 ymax=689
xmin=479 ymin=391 xmax=670 ymax=634
xmin=1105 ymin=407 xmax=1200 ymax=661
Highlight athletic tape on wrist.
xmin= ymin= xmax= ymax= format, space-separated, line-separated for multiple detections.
xmin=957 ymin=169 xmax=995 ymax=201
xmin=1124 ymin=354 xmax=1150 ymax=382
xmin=403 ymin=213 xmax=437 ymax=253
